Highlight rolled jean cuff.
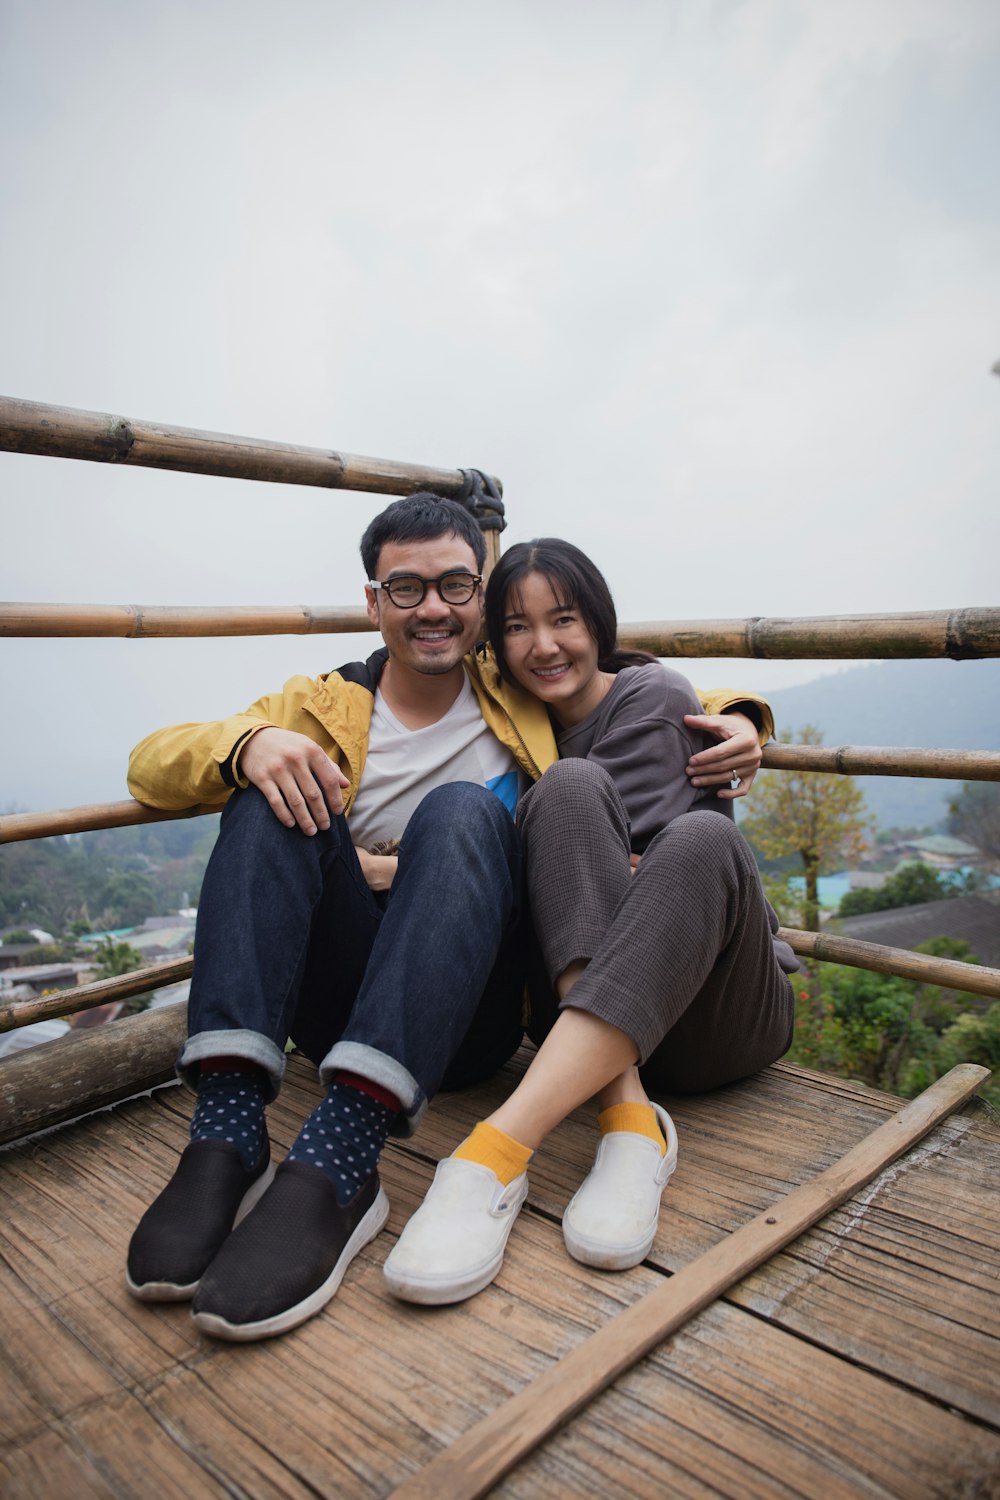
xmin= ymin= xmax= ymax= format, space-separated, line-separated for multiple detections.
xmin=178 ymin=1029 xmax=286 ymax=1102
xmin=321 ymin=1041 xmax=425 ymax=1138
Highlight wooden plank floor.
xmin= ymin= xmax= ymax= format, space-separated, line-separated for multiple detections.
xmin=0 ymin=1048 xmax=998 ymax=1498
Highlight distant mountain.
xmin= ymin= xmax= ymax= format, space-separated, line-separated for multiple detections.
xmin=761 ymin=658 xmax=1000 ymax=831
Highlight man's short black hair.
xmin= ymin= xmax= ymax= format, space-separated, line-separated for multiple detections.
xmin=360 ymin=493 xmax=487 ymax=578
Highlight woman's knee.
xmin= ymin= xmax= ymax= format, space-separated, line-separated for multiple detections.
xmin=542 ymin=757 xmax=615 ymax=795
xmin=647 ymin=809 xmax=746 ymax=862
xmin=518 ymin=758 xmax=623 ymax=831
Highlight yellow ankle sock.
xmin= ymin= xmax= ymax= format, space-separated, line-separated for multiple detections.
xmin=453 ymin=1120 xmax=533 ymax=1186
xmin=597 ymin=1102 xmax=666 ymax=1156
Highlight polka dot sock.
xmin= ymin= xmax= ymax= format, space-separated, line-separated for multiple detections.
xmin=190 ymin=1068 xmax=268 ymax=1169
xmin=287 ymin=1080 xmax=397 ymax=1204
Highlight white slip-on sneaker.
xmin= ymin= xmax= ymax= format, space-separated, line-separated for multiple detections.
xmin=562 ymin=1101 xmax=678 ymax=1270
xmin=383 ymin=1157 xmax=529 ymax=1305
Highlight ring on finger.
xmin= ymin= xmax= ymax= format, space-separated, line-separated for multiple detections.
xmin=729 ymin=770 xmax=741 ymax=790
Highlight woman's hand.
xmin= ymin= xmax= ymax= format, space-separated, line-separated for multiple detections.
xmin=354 ymin=847 xmax=398 ymax=891
xmin=683 ymin=711 xmax=763 ymax=799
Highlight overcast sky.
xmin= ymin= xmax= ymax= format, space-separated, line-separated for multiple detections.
xmin=2 ymin=0 xmax=998 ymax=812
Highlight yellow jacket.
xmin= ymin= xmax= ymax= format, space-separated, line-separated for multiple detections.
xmin=127 ymin=645 xmax=774 ymax=811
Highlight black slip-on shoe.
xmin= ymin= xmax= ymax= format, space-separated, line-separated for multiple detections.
xmin=126 ymin=1137 xmax=275 ymax=1303
xmin=191 ymin=1162 xmax=389 ymax=1342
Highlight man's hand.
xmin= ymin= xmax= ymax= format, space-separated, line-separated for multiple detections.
xmin=354 ymin=847 xmax=398 ymax=892
xmin=684 ymin=711 xmax=763 ymax=800
xmin=238 ymin=728 xmax=350 ymax=834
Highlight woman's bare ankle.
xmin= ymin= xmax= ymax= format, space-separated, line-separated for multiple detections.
xmin=596 ymin=1065 xmax=649 ymax=1113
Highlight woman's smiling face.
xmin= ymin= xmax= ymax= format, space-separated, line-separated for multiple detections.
xmin=501 ymin=570 xmax=609 ymax=727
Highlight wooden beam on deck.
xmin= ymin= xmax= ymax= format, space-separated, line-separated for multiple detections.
xmin=390 ymin=1064 xmax=991 ymax=1500
xmin=0 ymin=1005 xmax=186 ymax=1145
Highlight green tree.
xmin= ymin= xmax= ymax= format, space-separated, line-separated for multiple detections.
xmin=92 ymin=937 xmax=152 ymax=1019
xmin=760 ymin=871 xmax=802 ymax=927
xmin=91 ymin=872 xmax=155 ymax=930
xmin=948 ymin=782 xmax=1000 ymax=861
xmin=19 ymin=942 xmax=79 ymax=965
xmin=0 ymin=815 xmax=218 ymax=933
xmin=934 ymin=1005 xmax=1000 ymax=1106
xmin=93 ymin=937 xmax=144 ymax=979
xmin=785 ymin=939 xmax=998 ymax=1109
xmin=838 ymin=861 xmax=950 ymax=917
xmin=740 ymin=725 xmax=873 ymax=933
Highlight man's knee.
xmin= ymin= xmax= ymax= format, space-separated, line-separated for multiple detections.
xmin=220 ymin=784 xmax=285 ymax=844
xmin=219 ymin=784 xmax=346 ymax=864
xmin=404 ymin=782 xmax=519 ymax=860
xmin=411 ymin=780 xmax=508 ymax=825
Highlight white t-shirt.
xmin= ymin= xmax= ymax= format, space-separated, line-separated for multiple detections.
xmin=348 ymin=673 xmax=522 ymax=849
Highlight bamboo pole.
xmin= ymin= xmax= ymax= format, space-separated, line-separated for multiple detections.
xmin=618 ymin=608 xmax=1000 ymax=660
xmin=0 ymin=1003 xmax=187 ymax=1146
xmin=2 ymin=929 xmax=995 ymax=1037
xmin=780 ymin=928 xmax=1000 ymax=998
xmin=4 ymin=602 xmax=1000 ymax=656
xmin=390 ymin=1063 xmax=990 ymax=1500
xmin=0 ymin=956 xmax=193 ymax=1033
xmin=483 ymin=529 xmax=502 ymax=576
xmin=0 ymin=395 xmax=483 ymax=498
xmin=5 ymin=735 xmax=997 ymax=849
xmin=0 ymin=800 xmax=221 ymax=844
xmin=761 ymin=744 xmax=1000 ymax=781
xmin=0 ymin=603 xmax=371 ymax=638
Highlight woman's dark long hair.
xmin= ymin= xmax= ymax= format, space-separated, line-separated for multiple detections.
xmin=484 ymin=539 xmax=656 ymax=684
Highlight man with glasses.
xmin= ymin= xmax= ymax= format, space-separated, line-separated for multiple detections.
xmin=123 ymin=493 xmax=768 ymax=1342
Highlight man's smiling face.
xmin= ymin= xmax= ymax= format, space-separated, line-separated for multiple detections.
xmin=365 ymin=534 xmax=484 ymax=678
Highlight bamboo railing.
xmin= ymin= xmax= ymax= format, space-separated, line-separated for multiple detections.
xmin=3 ymin=742 xmax=999 ymax=846
xmin=2 ymin=394 xmax=998 ymax=1099
xmin=3 ymin=602 xmax=999 ymax=654
xmin=0 ymin=603 xmax=371 ymax=638
xmin=619 ymin=611 xmax=1000 ymax=660
xmin=4 ymin=922 xmax=999 ymax=1040
xmin=0 ymin=395 xmax=491 ymax=501
xmin=0 ymin=957 xmax=193 ymax=1033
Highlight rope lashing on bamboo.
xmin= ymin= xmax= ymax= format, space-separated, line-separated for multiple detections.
xmin=455 ymin=467 xmax=506 ymax=531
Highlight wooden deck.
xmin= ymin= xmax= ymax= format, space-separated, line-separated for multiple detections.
xmin=1 ymin=1047 xmax=998 ymax=1498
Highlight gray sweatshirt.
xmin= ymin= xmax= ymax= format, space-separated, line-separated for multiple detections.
xmin=555 ymin=663 xmax=799 ymax=973
xmin=555 ymin=663 xmax=731 ymax=853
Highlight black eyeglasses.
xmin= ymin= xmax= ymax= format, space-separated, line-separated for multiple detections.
xmin=368 ymin=571 xmax=482 ymax=608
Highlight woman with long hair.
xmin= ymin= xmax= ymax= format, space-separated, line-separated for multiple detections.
xmin=384 ymin=539 xmax=797 ymax=1303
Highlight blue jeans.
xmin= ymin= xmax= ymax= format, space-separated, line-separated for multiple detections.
xmin=179 ymin=782 xmax=526 ymax=1135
